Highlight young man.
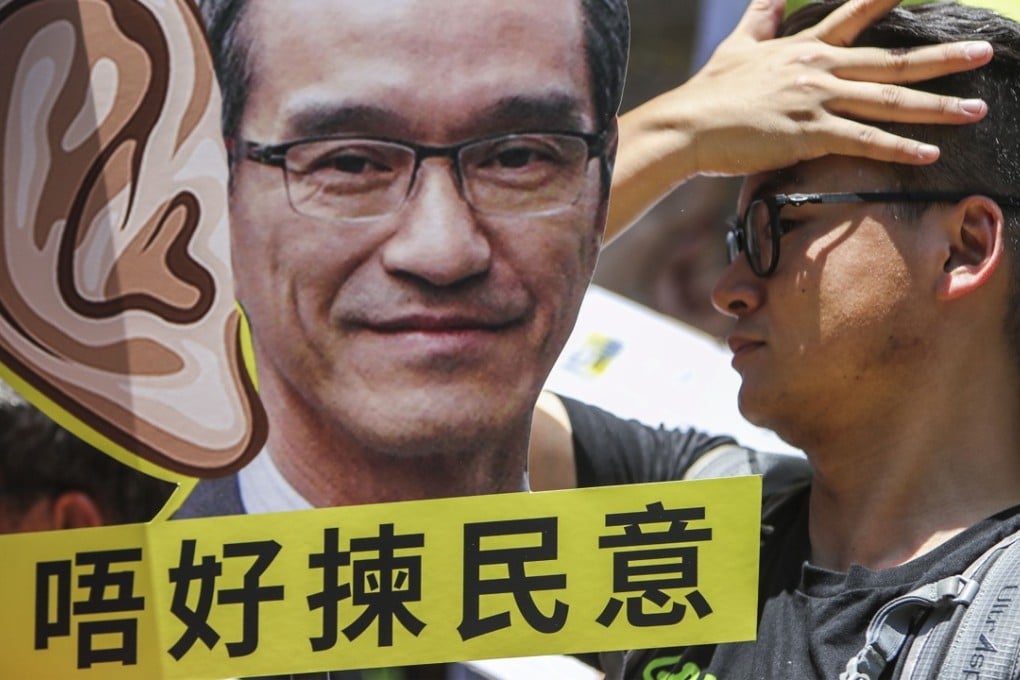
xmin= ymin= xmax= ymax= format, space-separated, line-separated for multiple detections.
xmin=557 ymin=3 xmax=1020 ymax=677
xmin=177 ymin=0 xmax=990 ymax=518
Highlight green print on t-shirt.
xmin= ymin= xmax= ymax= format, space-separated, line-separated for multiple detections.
xmin=644 ymin=656 xmax=718 ymax=680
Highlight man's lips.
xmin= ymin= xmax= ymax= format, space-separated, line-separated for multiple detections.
xmin=348 ymin=311 xmax=530 ymax=338
xmin=343 ymin=312 xmax=525 ymax=360
xmin=354 ymin=313 xmax=522 ymax=334
xmin=727 ymin=335 xmax=765 ymax=357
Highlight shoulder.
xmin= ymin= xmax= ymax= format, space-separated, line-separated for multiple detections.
xmin=562 ymin=395 xmax=741 ymax=486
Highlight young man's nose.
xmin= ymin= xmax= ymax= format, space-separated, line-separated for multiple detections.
xmin=711 ymin=257 xmax=764 ymax=318
xmin=380 ymin=159 xmax=492 ymax=286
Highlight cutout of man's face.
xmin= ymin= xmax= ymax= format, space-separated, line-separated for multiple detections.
xmin=230 ymin=0 xmax=610 ymax=462
xmin=0 ymin=0 xmax=266 ymax=476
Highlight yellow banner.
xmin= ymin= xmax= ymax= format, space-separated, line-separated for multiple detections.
xmin=1 ymin=476 xmax=761 ymax=679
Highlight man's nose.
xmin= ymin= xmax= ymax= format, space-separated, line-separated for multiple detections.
xmin=379 ymin=159 xmax=492 ymax=286
xmin=711 ymin=257 xmax=764 ymax=318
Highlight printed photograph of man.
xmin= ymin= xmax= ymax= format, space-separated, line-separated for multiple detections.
xmin=176 ymin=0 xmax=629 ymax=515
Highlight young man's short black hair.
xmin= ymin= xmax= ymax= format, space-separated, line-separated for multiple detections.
xmin=781 ymin=0 xmax=1020 ymax=358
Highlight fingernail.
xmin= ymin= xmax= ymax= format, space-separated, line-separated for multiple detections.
xmin=964 ymin=42 xmax=992 ymax=60
xmin=959 ymin=99 xmax=987 ymax=115
xmin=917 ymin=144 xmax=940 ymax=161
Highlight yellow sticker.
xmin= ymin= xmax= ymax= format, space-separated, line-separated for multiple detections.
xmin=564 ymin=332 xmax=624 ymax=377
xmin=0 ymin=476 xmax=761 ymax=678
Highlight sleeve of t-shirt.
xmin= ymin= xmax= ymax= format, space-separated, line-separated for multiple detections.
xmin=561 ymin=395 xmax=739 ymax=488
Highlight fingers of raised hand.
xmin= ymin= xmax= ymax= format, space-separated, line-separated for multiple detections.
xmin=809 ymin=0 xmax=904 ymax=46
xmin=826 ymin=42 xmax=993 ymax=83
xmin=731 ymin=0 xmax=785 ymax=43
xmin=806 ymin=115 xmax=942 ymax=164
xmin=825 ymin=80 xmax=987 ymax=124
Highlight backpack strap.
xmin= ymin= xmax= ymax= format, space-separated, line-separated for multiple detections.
xmin=902 ymin=527 xmax=1020 ymax=679
xmin=841 ymin=526 xmax=1020 ymax=680
xmin=839 ymin=575 xmax=979 ymax=680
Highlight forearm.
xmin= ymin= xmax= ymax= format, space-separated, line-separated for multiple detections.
xmin=605 ymin=97 xmax=701 ymax=242
xmin=528 ymin=392 xmax=577 ymax=491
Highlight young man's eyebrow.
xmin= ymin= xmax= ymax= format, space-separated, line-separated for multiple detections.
xmin=751 ymin=168 xmax=803 ymax=201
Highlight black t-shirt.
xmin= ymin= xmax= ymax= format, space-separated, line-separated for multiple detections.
xmin=563 ymin=397 xmax=1020 ymax=680
xmin=618 ymin=497 xmax=1020 ymax=680
xmin=564 ymin=396 xmax=740 ymax=488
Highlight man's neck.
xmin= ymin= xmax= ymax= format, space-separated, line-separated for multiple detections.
xmin=799 ymin=364 xmax=1020 ymax=572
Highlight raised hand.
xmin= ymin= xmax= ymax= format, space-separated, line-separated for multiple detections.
xmin=607 ymin=0 xmax=993 ymax=238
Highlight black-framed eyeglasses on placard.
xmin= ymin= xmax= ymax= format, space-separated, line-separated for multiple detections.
xmin=726 ymin=191 xmax=1020 ymax=278
xmin=232 ymin=130 xmax=608 ymax=222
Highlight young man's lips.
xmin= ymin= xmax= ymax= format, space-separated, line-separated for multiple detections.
xmin=727 ymin=335 xmax=765 ymax=357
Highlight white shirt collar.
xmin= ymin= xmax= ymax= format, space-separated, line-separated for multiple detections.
xmin=237 ymin=448 xmax=314 ymax=514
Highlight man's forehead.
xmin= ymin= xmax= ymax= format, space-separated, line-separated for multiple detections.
xmin=744 ymin=166 xmax=804 ymax=200
xmin=242 ymin=0 xmax=596 ymax=141
xmin=738 ymin=166 xmax=806 ymax=212
xmin=740 ymin=156 xmax=895 ymax=207
xmin=279 ymin=92 xmax=592 ymax=141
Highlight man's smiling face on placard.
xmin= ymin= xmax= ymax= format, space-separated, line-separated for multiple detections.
xmin=229 ymin=0 xmax=610 ymax=459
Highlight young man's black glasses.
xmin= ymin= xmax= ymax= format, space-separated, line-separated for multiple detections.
xmin=727 ymin=192 xmax=1020 ymax=278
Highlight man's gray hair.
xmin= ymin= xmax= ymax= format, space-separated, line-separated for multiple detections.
xmin=198 ymin=0 xmax=629 ymax=142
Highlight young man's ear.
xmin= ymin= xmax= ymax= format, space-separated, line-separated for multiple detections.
xmin=936 ymin=195 xmax=1005 ymax=300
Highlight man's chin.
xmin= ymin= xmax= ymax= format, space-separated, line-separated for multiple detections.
xmin=736 ymin=384 xmax=776 ymax=429
xmin=349 ymin=389 xmax=531 ymax=457
xmin=360 ymin=421 xmax=512 ymax=461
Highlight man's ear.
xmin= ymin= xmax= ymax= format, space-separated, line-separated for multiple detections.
xmin=51 ymin=491 xmax=106 ymax=530
xmin=593 ymin=117 xmax=620 ymax=248
xmin=603 ymin=117 xmax=620 ymax=179
xmin=936 ymin=196 xmax=1005 ymax=300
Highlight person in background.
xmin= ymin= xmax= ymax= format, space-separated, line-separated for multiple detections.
xmin=0 ymin=379 xmax=175 ymax=533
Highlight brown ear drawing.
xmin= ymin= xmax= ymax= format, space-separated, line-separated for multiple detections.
xmin=0 ymin=0 xmax=267 ymax=476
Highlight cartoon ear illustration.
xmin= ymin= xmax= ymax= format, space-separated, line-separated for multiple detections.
xmin=0 ymin=0 xmax=267 ymax=476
